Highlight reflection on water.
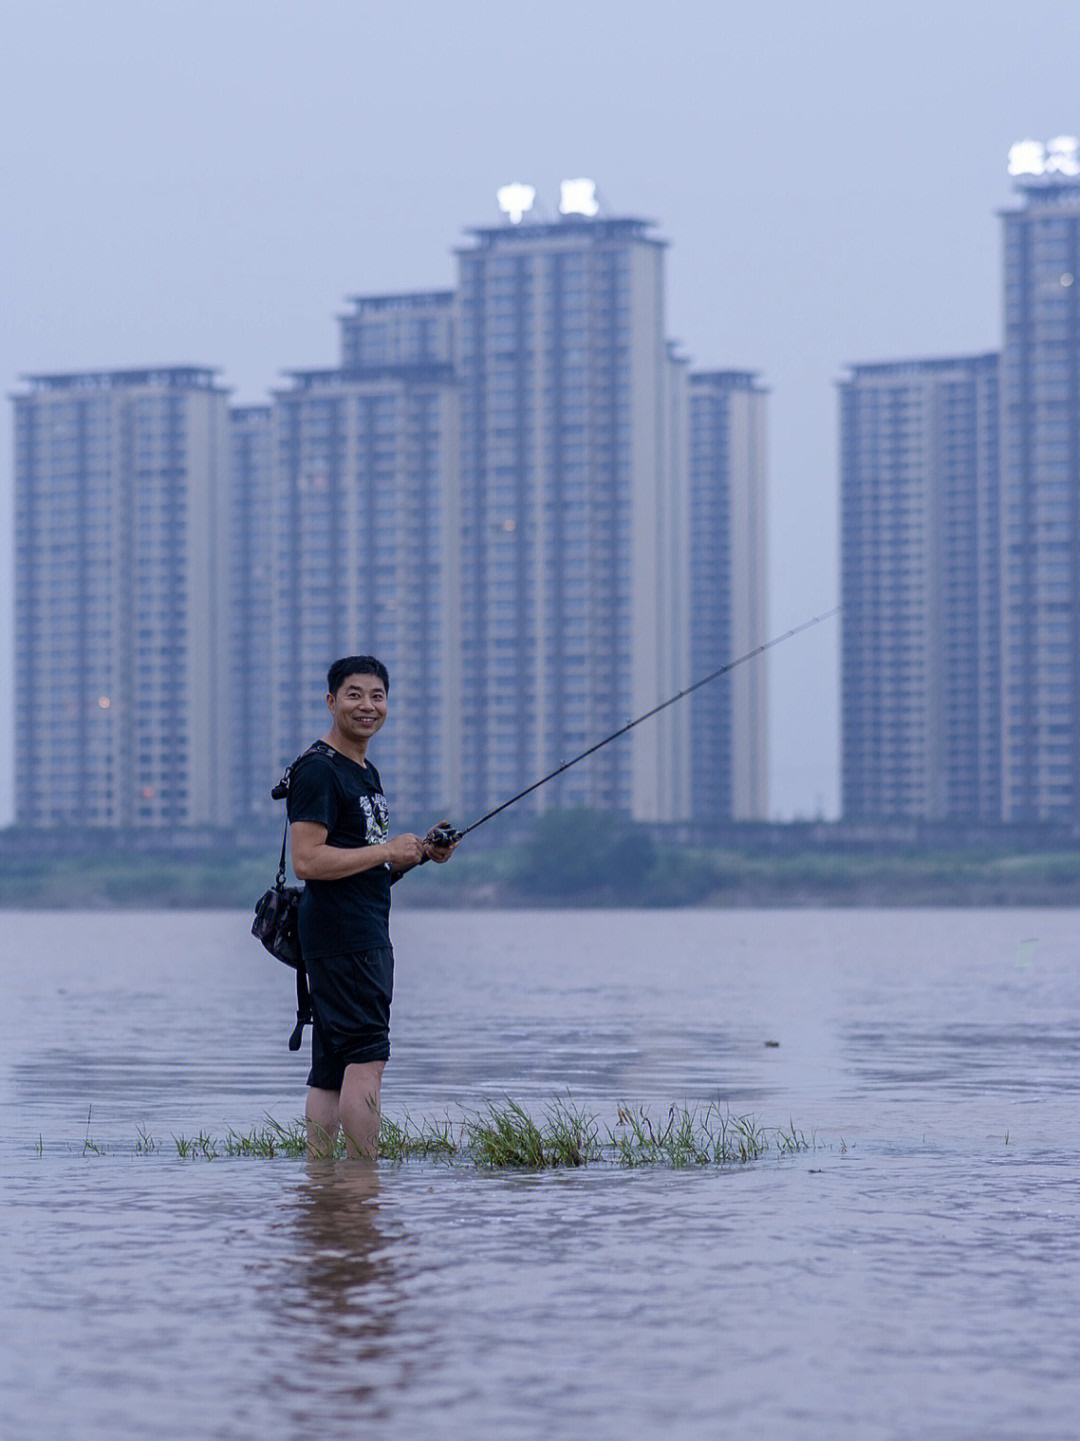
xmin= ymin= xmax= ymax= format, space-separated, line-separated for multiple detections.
xmin=278 ymin=1164 xmax=395 ymax=1331
xmin=4 ymin=908 xmax=1080 ymax=1441
xmin=283 ymin=1164 xmax=390 ymax=1327
xmin=266 ymin=1165 xmax=413 ymax=1410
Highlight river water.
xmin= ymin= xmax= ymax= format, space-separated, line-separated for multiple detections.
xmin=2 ymin=907 xmax=1078 ymax=1440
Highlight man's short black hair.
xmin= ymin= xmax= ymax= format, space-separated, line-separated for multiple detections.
xmin=327 ymin=655 xmax=390 ymax=696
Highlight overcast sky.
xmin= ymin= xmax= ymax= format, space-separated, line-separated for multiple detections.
xmin=2 ymin=0 xmax=1077 ymax=823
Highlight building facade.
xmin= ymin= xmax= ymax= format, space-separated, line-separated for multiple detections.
xmin=998 ymin=157 xmax=1080 ymax=821
xmin=267 ymin=293 xmax=462 ymax=827
xmin=839 ymin=356 xmax=1000 ymax=819
xmin=688 ymin=371 xmax=769 ymax=823
xmin=13 ymin=367 xmax=233 ymax=828
xmin=455 ymin=211 xmax=693 ymax=822
xmin=230 ymin=404 xmax=274 ymax=818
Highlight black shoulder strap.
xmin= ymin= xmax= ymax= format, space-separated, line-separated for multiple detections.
xmin=263 ymin=747 xmax=320 ymax=1053
xmin=276 ymin=817 xmax=289 ymax=888
xmin=272 ymin=740 xmax=333 ymax=800
xmin=272 ymin=740 xmax=328 ymax=883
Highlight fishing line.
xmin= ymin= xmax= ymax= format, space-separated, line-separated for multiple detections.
xmin=425 ymin=606 xmax=839 ymax=849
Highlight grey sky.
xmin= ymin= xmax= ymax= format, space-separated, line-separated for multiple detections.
xmin=3 ymin=0 xmax=1077 ymax=823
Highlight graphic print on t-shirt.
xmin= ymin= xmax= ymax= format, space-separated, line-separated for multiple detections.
xmin=356 ymin=791 xmax=389 ymax=845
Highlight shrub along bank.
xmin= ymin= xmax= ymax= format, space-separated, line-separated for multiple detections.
xmin=4 ymin=812 xmax=1080 ymax=908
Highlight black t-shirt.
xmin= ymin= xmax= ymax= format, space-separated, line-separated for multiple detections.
xmin=287 ymin=740 xmax=392 ymax=959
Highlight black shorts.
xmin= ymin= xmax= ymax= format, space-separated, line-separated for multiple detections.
xmin=305 ymin=945 xmax=394 ymax=1091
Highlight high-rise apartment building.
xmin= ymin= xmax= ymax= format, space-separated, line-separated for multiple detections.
xmin=455 ymin=205 xmax=693 ymax=822
xmin=839 ymin=356 xmax=1000 ymax=819
xmin=230 ymin=404 xmax=274 ymax=817
xmin=13 ymin=367 xmax=233 ymax=827
xmin=267 ymin=293 xmax=461 ymax=826
xmin=688 ymin=372 xmax=769 ymax=822
xmin=339 ymin=290 xmax=456 ymax=370
xmin=999 ymin=145 xmax=1080 ymax=821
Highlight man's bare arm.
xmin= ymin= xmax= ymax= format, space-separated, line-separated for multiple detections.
xmin=290 ymin=821 xmax=425 ymax=880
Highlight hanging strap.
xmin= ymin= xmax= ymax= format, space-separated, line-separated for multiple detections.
xmin=274 ymin=742 xmax=342 ymax=1052
xmin=276 ymin=810 xmax=312 ymax=1051
xmin=275 ymin=815 xmax=289 ymax=888
xmin=289 ymin=964 xmax=311 ymax=1052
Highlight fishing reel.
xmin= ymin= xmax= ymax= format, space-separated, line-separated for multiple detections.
xmin=426 ymin=824 xmax=462 ymax=849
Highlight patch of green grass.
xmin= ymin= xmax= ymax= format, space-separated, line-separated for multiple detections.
xmin=467 ymin=1097 xmax=603 ymax=1169
xmin=468 ymin=1100 xmax=547 ymax=1167
xmin=76 ymin=1099 xmax=821 ymax=1170
xmin=611 ymin=1104 xmax=779 ymax=1167
xmin=172 ymin=1130 xmax=220 ymax=1160
xmin=134 ymin=1126 xmax=157 ymax=1154
xmin=220 ymin=1117 xmax=309 ymax=1158
xmin=379 ymin=1113 xmax=460 ymax=1162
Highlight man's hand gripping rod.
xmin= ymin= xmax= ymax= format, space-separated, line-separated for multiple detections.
xmin=422 ymin=608 xmax=839 ymax=855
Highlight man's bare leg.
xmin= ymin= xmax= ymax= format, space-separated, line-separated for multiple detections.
xmin=338 ymin=1060 xmax=385 ymax=1159
xmin=306 ymin=1087 xmax=341 ymax=1157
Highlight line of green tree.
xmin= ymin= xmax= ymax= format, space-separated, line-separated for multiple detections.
xmin=4 ymin=809 xmax=1080 ymax=908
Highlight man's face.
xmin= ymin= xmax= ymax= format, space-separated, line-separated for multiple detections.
xmin=327 ymin=673 xmax=388 ymax=743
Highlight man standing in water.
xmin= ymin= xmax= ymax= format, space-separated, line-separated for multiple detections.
xmin=287 ymin=655 xmax=456 ymax=1158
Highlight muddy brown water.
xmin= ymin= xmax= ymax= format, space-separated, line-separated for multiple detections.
xmin=3 ymin=908 xmax=1079 ymax=1440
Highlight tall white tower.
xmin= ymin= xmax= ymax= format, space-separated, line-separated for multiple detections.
xmin=456 ymin=186 xmax=691 ymax=821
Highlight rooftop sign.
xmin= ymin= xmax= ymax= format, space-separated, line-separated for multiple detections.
xmin=1008 ymin=136 xmax=1080 ymax=178
xmin=559 ymin=179 xmax=600 ymax=217
xmin=496 ymin=179 xmax=602 ymax=223
xmin=496 ymin=183 xmax=536 ymax=225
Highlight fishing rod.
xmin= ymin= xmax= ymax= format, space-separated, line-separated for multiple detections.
xmin=425 ymin=606 xmax=840 ymax=849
